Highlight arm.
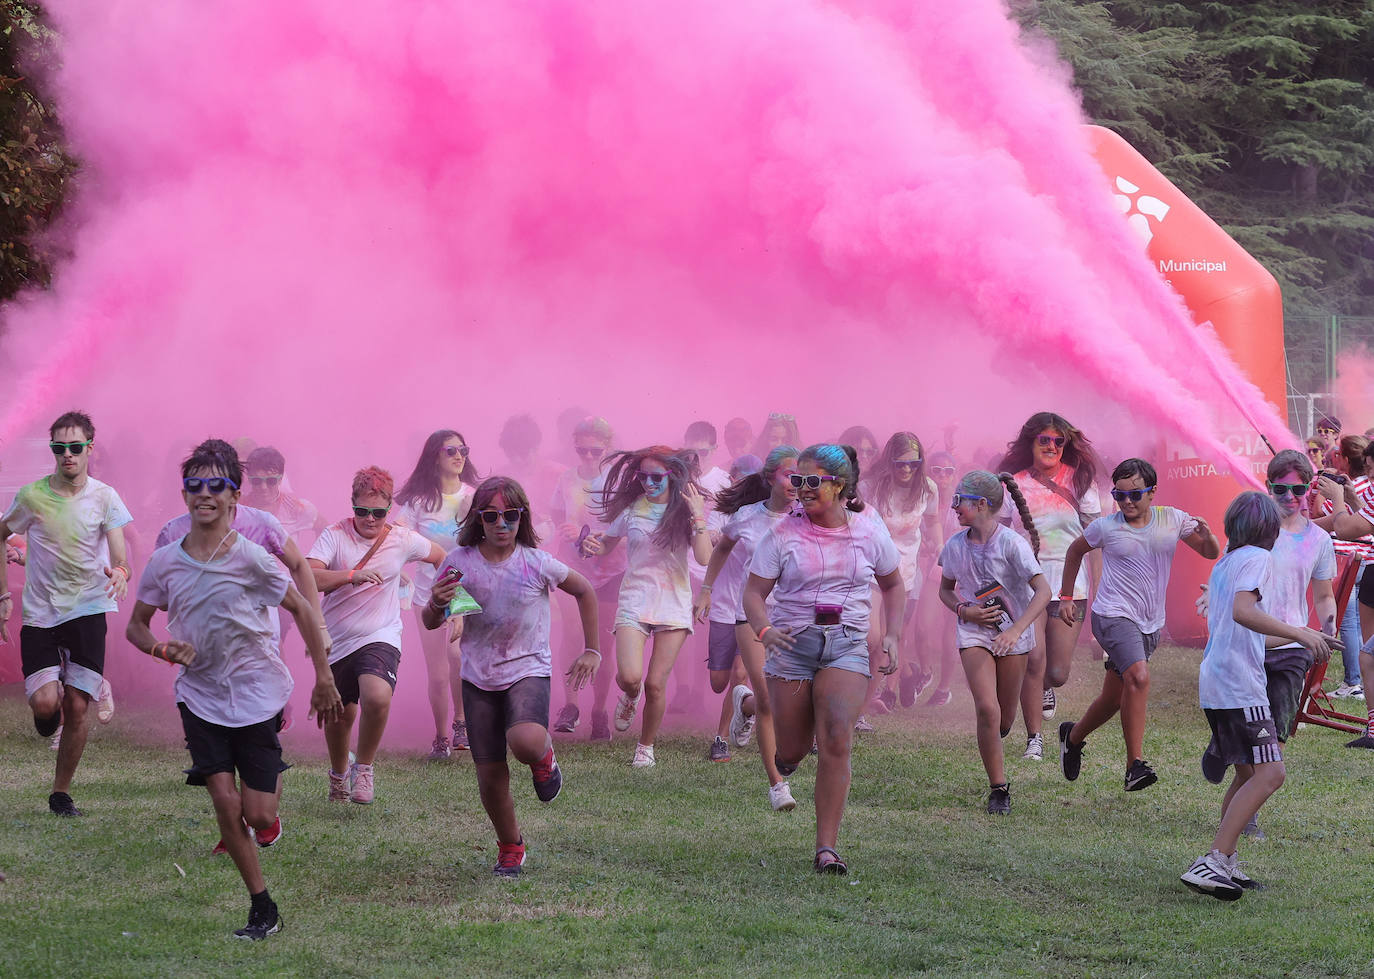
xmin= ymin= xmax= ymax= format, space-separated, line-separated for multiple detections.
xmin=875 ymin=569 xmax=905 ymax=675
xmin=993 ymin=573 xmax=1050 ymax=656
xmin=558 ymin=570 xmax=602 ymax=690
xmin=420 ymin=561 xmax=459 ymax=631
xmin=280 ymin=538 xmax=328 ymax=639
xmin=1233 ymin=589 xmax=1335 ymax=663
xmin=102 ymin=525 xmax=131 ymax=600
xmin=1333 ymin=511 xmax=1374 ymax=541
xmin=125 ymin=599 xmax=195 ymax=665
xmin=578 ymin=531 xmax=621 ymax=558
xmin=1058 ymin=536 xmax=1095 ymax=603
xmin=309 ymin=557 xmax=384 ymax=594
xmin=280 ymin=585 xmax=344 ymax=725
xmin=1181 ymin=517 xmax=1221 ymax=559
xmin=685 ymin=486 xmax=713 ymax=565
xmin=693 ymin=533 xmax=739 ymax=622
xmin=0 ymin=516 xmax=12 ymax=642
xmin=1311 ymin=578 xmax=1337 ymax=638
xmin=919 ymin=510 xmax=943 ymax=577
xmin=743 ymin=572 xmax=795 ymax=650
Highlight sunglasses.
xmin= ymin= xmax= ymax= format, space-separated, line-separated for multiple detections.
xmin=789 ymin=473 xmax=839 ymax=490
xmin=442 ymin=445 xmax=470 ymax=458
xmin=768 ymin=412 xmax=796 ymax=422
xmin=930 ymin=466 xmax=955 ymax=477
xmin=951 ymin=494 xmax=988 ymax=508
xmin=249 ymin=476 xmax=281 ymax=488
xmin=638 ymin=471 xmax=669 ymax=483
xmin=1318 ymin=428 xmax=1339 ymax=436
xmin=894 ymin=460 xmax=923 ymax=471
xmin=183 ymin=476 xmax=239 ymax=494
xmin=1307 ymin=447 xmax=1324 ymax=455
xmin=575 ymin=447 xmax=604 ymax=459
xmin=1036 ymin=435 xmax=1066 ymax=448
xmin=478 ymin=507 xmax=525 ymax=524
xmin=1110 ymin=487 xmax=1155 ymax=503
xmin=50 ymin=440 xmax=92 ymax=456
xmin=353 ymin=506 xmax=391 ymax=519
xmin=1268 ymin=482 xmax=1310 ymax=497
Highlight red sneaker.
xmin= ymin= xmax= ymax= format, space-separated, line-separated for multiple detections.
xmin=494 ymin=839 xmax=526 ymax=877
xmin=255 ymin=816 xmax=282 ymax=848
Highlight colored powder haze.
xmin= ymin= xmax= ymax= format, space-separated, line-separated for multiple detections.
xmin=0 ymin=1 xmax=1289 ymax=741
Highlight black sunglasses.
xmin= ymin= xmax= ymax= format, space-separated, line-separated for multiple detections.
xmin=575 ymin=447 xmax=604 ymax=459
xmin=250 ymin=476 xmax=281 ymax=488
xmin=1110 ymin=487 xmax=1155 ymax=503
xmin=894 ymin=460 xmax=923 ymax=471
xmin=1036 ymin=435 xmax=1066 ymax=448
xmin=478 ymin=507 xmax=525 ymax=524
xmin=442 ymin=445 xmax=470 ymax=458
xmin=1267 ymin=482 xmax=1310 ymax=497
xmin=50 ymin=441 xmax=92 ymax=456
xmin=183 ymin=477 xmax=239 ymax=494
xmin=353 ymin=506 xmax=391 ymax=519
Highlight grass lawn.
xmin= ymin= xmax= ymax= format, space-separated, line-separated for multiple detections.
xmin=2 ymin=646 xmax=1372 ymax=978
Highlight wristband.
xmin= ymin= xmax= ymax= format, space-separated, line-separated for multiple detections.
xmin=1058 ymin=595 xmax=1075 ymax=602
xmin=955 ymin=601 xmax=970 ymax=621
xmin=758 ymin=625 xmax=772 ymax=641
xmin=348 ymin=569 xmax=355 ymax=583
xmin=700 ymin=583 xmax=712 ymax=591
xmin=583 ymin=647 xmax=602 ymax=661
xmin=151 ymin=643 xmax=168 ymax=662
xmin=111 ymin=566 xmax=129 ymax=579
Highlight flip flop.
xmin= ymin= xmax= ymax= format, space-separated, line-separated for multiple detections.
xmin=814 ymin=846 xmax=847 ymax=875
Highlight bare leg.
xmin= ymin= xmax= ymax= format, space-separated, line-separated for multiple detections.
xmin=768 ymin=676 xmax=814 ymax=770
xmin=640 ymin=629 xmax=690 ymax=746
xmin=416 ymin=607 xmax=452 ymax=738
xmin=1213 ymin=761 xmax=1285 ymax=854
xmin=811 ymin=667 xmax=869 ymax=850
xmin=324 ymin=703 xmax=359 ymax=774
xmin=962 ymin=647 xmax=1010 ymax=786
xmin=1020 ymin=623 xmax=1046 ymax=738
xmin=1069 ymin=670 xmax=1123 ymax=745
xmin=712 ymin=660 xmax=746 ymax=740
xmin=53 ymin=687 xmax=92 ymax=794
xmin=353 ymin=674 xmax=394 ymax=766
xmin=615 ymin=626 xmax=649 ymax=699
xmin=475 ymin=761 xmax=520 ymax=844
xmin=737 ymin=626 xmax=785 ymax=785
xmin=1118 ymin=661 xmax=1150 ymax=763
xmin=206 ymin=773 xmax=265 ymax=894
xmin=1044 ymin=611 xmax=1086 ymax=688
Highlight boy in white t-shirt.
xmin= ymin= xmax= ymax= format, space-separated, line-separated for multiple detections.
xmin=0 ymin=410 xmax=131 ymax=818
xmin=127 ymin=440 xmax=343 ymax=939
xmin=1055 ymin=459 xmax=1219 ymax=791
xmin=1180 ymin=491 xmax=1335 ymax=901
xmin=309 ymin=466 xmax=445 ymax=805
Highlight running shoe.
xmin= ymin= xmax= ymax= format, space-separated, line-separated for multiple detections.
xmin=531 ymin=750 xmax=562 ymax=802
xmin=350 ymin=763 xmax=375 ymax=804
xmin=1041 ymin=687 xmax=1057 ymax=719
xmin=868 ymin=696 xmax=891 ymax=716
xmin=1345 ymin=733 xmax=1374 ymax=749
xmin=328 ymin=769 xmax=349 ymax=802
xmin=854 ymin=715 xmax=875 ymax=733
xmin=96 ymin=679 xmax=115 ymax=724
xmin=1023 ymin=733 xmax=1043 ymax=761
xmin=553 ymin=704 xmax=580 ymax=734
xmin=729 ymin=684 xmax=753 ymax=747
xmin=590 ymin=709 xmax=612 ymax=742
xmin=924 ymin=688 xmax=952 ymax=708
xmin=234 ymin=900 xmax=283 ymax=940
xmin=1180 ymin=851 xmax=1243 ymax=900
xmin=614 ymin=692 xmax=639 ymax=732
xmin=1124 ymin=758 xmax=1157 ymax=792
xmin=1058 ymin=721 xmax=1084 ymax=781
xmin=428 ymin=735 xmax=452 ymax=760
xmin=631 ymin=743 xmax=656 ymax=768
xmin=986 ymin=783 xmax=1011 ymax=815
xmin=49 ymin=725 xmax=63 ymax=751
xmin=494 ymin=839 xmax=526 ymax=877
xmin=1331 ymin=683 xmax=1364 ymax=700
xmin=709 ymin=736 xmax=731 ymax=762
xmin=255 ymin=816 xmax=282 ymax=848
xmin=452 ymin=720 xmax=470 ymax=751
xmin=1200 ymin=744 xmax=1227 ymax=783
xmin=769 ymin=781 xmax=797 ymax=812
xmin=48 ymin=791 xmax=82 ymax=817
xmin=1241 ymin=815 xmax=1265 ymax=841
xmin=878 ymin=688 xmax=897 ymax=712
xmin=212 ymin=838 xmax=229 ymax=856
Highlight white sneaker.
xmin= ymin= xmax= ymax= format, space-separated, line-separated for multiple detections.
xmin=729 ymin=684 xmax=753 ymax=747
xmin=1180 ymin=850 xmax=1243 ymax=900
xmin=614 ymin=692 xmax=640 ymax=732
xmin=769 ymin=780 xmax=797 ymax=812
xmin=50 ymin=725 xmax=63 ymax=751
xmin=631 ymin=743 xmax=656 ymax=768
xmin=1023 ymin=733 xmax=1044 ymax=761
xmin=1332 ymin=683 xmax=1365 ymax=700
xmin=96 ymin=679 xmax=115 ymax=725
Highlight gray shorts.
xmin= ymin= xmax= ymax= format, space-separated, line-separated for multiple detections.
xmin=1090 ymin=613 xmax=1159 ymax=676
xmin=765 ymin=624 xmax=870 ymax=681
xmin=706 ymin=620 xmax=740 ymax=672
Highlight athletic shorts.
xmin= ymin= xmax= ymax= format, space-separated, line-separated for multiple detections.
xmin=1203 ymin=705 xmax=1283 ymax=767
xmin=1091 ymin=613 xmax=1159 ymax=676
xmin=178 ymin=703 xmax=289 ymax=794
xmin=1359 ymin=563 xmax=1374 ymax=608
xmin=706 ymin=620 xmax=741 ymax=671
xmin=1046 ymin=599 xmax=1086 ymax=623
xmin=765 ymin=624 xmax=870 ymax=681
xmin=21 ymin=613 xmax=107 ymax=700
xmin=1264 ymin=647 xmax=1314 ymax=743
xmin=614 ymin=615 xmax=690 ymax=636
xmin=330 ymin=642 xmax=401 ymax=705
xmin=461 ymin=676 xmax=552 ymax=764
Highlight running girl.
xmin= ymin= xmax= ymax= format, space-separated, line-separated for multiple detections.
xmin=917 ymin=451 xmax=961 ymax=707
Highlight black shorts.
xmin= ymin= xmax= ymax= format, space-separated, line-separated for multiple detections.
xmin=330 ymin=642 xmax=401 ymax=705
xmin=178 ymin=703 xmax=289 ymax=794
xmin=1265 ymin=647 xmax=1314 ymax=743
xmin=1203 ymin=705 xmax=1283 ymax=767
xmin=460 ymin=676 xmax=552 ymax=764
xmin=20 ymin=614 xmax=107 ymax=699
xmin=1359 ymin=564 xmax=1374 ymax=609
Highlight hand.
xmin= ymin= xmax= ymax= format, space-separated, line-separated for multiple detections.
xmin=757 ymin=624 xmax=796 ymax=651
xmin=104 ymin=566 xmax=130 ymax=601
xmin=1193 ymin=517 xmax=1213 ymax=541
xmin=430 ymin=575 xmax=460 ymax=606
xmin=960 ymin=603 xmax=1003 ymax=628
xmin=878 ymin=635 xmax=899 ymax=675
xmin=350 ymin=568 xmax=384 ymax=588
xmin=163 ymin=640 xmax=196 ymax=665
xmin=0 ymin=597 xmax=11 ymax=643
xmin=1057 ymin=600 xmax=1078 ymax=627
xmin=1295 ymin=626 xmax=1338 ymax=665
xmin=565 ymin=650 xmax=601 ymax=691
xmin=682 ymin=484 xmax=707 ymax=522
xmin=991 ymin=626 xmax=1023 ymax=657
xmin=560 ymin=523 xmax=581 ymax=543
xmin=446 ymin=615 xmax=463 ymax=643
xmin=308 ymin=677 xmax=345 ymax=728
xmin=692 ymin=588 xmax=712 ymax=623
xmin=1195 ymin=584 xmax=1210 ymax=618
xmin=1316 ymin=475 xmax=1344 ymax=502
xmin=580 ymin=532 xmax=605 ymax=557
xmin=5 ymin=541 xmax=24 ymax=565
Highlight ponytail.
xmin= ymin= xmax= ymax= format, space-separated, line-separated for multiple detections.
xmin=840 ymin=444 xmax=865 ymax=512
xmin=999 ymin=473 xmax=1040 ymax=558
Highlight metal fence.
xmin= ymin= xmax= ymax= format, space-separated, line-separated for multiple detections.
xmin=1284 ymin=313 xmax=1374 ymax=438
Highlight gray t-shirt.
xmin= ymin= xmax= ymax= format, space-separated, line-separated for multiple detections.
xmin=939 ymin=525 xmax=1043 ymax=654
xmin=1083 ymin=506 xmax=1199 ymax=634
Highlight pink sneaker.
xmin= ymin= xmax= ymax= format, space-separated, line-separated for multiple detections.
xmin=350 ymin=763 xmax=375 ymax=804
xmin=328 ymin=769 xmax=349 ymax=802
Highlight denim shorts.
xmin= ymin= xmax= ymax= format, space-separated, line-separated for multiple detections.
xmin=764 ymin=624 xmax=870 ymax=681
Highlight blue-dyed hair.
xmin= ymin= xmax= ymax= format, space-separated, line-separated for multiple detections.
xmin=799 ymin=443 xmax=865 ymax=512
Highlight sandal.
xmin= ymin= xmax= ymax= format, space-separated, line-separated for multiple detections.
xmin=814 ymin=846 xmax=847 ymax=875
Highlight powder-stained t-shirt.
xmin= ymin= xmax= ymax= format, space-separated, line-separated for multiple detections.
xmin=939 ymin=525 xmax=1043 ymax=654
xmin=437 ymin=545 xmax=571 ymax=690
xmin=1198 ymin=546 xmax=1271 ymax=710
xmin=751 ymin=509 xmax=900 ymax=632
xmin=608 ymin=498 xmax=694 ymax=629
xmin=713 ymin=501 xmax=795 ymax=624
xmin=1262 ymin=518 xmax=1335 ymax=646
xmin=1082 ymin=506 xmax=1199 ymax=634
xmin=137 ymin=534 xmax=293 ymax=727
xmin=3 ymin=476 xmax=133 ymax=628
xmin=396 ymin=488 xmax=475 ymax=604
xmin=308 ymin=521 xmax=434 ymax=662
xmin=156 ymin=505 xmax=288 ymax=557
xmin=865 ymin=478 xmax=939 ymax=597
xmin=1005 ymin=467 xmax=1100 ymax=600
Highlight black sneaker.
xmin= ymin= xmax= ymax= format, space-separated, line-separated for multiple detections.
xmin=1200 ymin=744 xmax=1227 ymax=784
xmin=709 ymin=736 xmax=731 ymax=762
xmin=986 ymin=783 xmax=1011 ymax=815
xmin=1346 ymin=733 xmax=1374 ymax=749
xmin=552 ymin=704 xmax=579 ymax=734
xmin=48 ymin=792 xmax=82 ymax=817
xmin=233 ymin=901 xmax=282 ymax=940
xmin=1124 ymin=758 xmax=1157 ymax=792
xmin=1058 ymin=721 xmax=1084 ymax=781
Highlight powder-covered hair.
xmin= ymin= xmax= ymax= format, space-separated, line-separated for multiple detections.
xmin=50 ymin=410 xmax=95 ymax=442
xmin=457 ymin=476 xmax=540 ymax=548
xmin=572 ymin=416 xmax=614 ymax=444
xmin=1224 ymin=491 xmax=1281 ymax=552
xmin=1111 ymin=457 xmax=1158 ymax=487
xmin=958 ymin=470 xmax=1039 ymax=557
xmin=998 ymin=411 xmax=1098 ymax=499
xmin=866 ymin=431 xmax=931 ymax=515
xmin=716 ymin=445 xmax=797 ymax=515
xmin=1266 ymin=448 xmax=1313 ymax=484
xmin=798 ymin=443 xmax=865 ymax=513
xmin=596 ymin=446 xmax=703 ymax=549
xmin=397 ymin=429 xmax=479 ymax=513
xmin=182 ymin=438 xmax=242 ymax=487
xmin=351 ymin=466 xmax=394 ymax=503
xmin=247 ymin=446 xmax=287 ymax=475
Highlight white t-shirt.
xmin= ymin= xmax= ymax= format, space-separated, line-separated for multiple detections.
xmin=396 ymin=487 xmax=475 ymax=603
xmin=714 ymin=501 xmax=794 ymax=624
xmin=939 ymin=525 xmax=1044 ymax=654
xmin=1198 ymin=546 xmax=1272 ymax=710
xmin=608 ymin=499 xmax=694 ymax=628
xmin=1262 ymin=519 xmax=1335 ymax=645
xmin=308 ymin=521 xmax=434 ymax=662
xmin=156 ymin=505 xmax=288 ymax=557
xmin=1083 ymin=506 xmax=1199 ymax=634
xmin=865 ymin=478 xmax=938 ymax=596
xmin=137 ymin=534 xmax=293 ymax=727
xmin=750 ymin=509 xmax=900 ymax=632
xmin=437 ymin=545 xmax=571 ymax=691
xmin=689 ymin=467 xmax=733 ymax=583
xmin=1005 ymin=467 xmax=1100 ymax=600
xmin=3 ymin=476 xmax=133 ymax=628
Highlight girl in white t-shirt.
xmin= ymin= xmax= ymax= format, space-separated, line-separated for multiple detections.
xmin=396 ymin=429 xmax=478 ymax=759
xmin=917 ymin=451 xmax=961 ymax=707
xmin=580 ymin=446 xmax=711 ymax=769
xmin=938 ymin=471 xmax=1049 ymax=816
xmin=695 ymin=445 xmax=800 ymax=811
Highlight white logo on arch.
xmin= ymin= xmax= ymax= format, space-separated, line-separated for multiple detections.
xmin=1113 ymin=176 xmax=1170 ymax=245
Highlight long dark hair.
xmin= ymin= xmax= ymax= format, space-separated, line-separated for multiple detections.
xmin=751 ymin=412 xmax=801 ymax=459
xmin=998 ymin=411 xmax=1097 ymax=499
xmin=866 ymin=431 xmax=931 ymax=515
xmin=597 ymin=446 xmax=702 ymax=549
xmin=457 ymin=477 xmax=540 ymax=548
xmin=397 ymin=429 xmax=479 ymax=513
xmin=716 ymin=445 xmax=797 ymax=515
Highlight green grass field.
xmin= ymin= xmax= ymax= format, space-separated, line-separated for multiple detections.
xmin=2 ymin=647 xmax=1372 ymax=978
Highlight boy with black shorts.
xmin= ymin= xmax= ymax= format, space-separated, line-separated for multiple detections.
xmin=127 ymin=441 xmax=343 ymax=939
xmin=0 ymin=411 xmax=131 ymax=817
